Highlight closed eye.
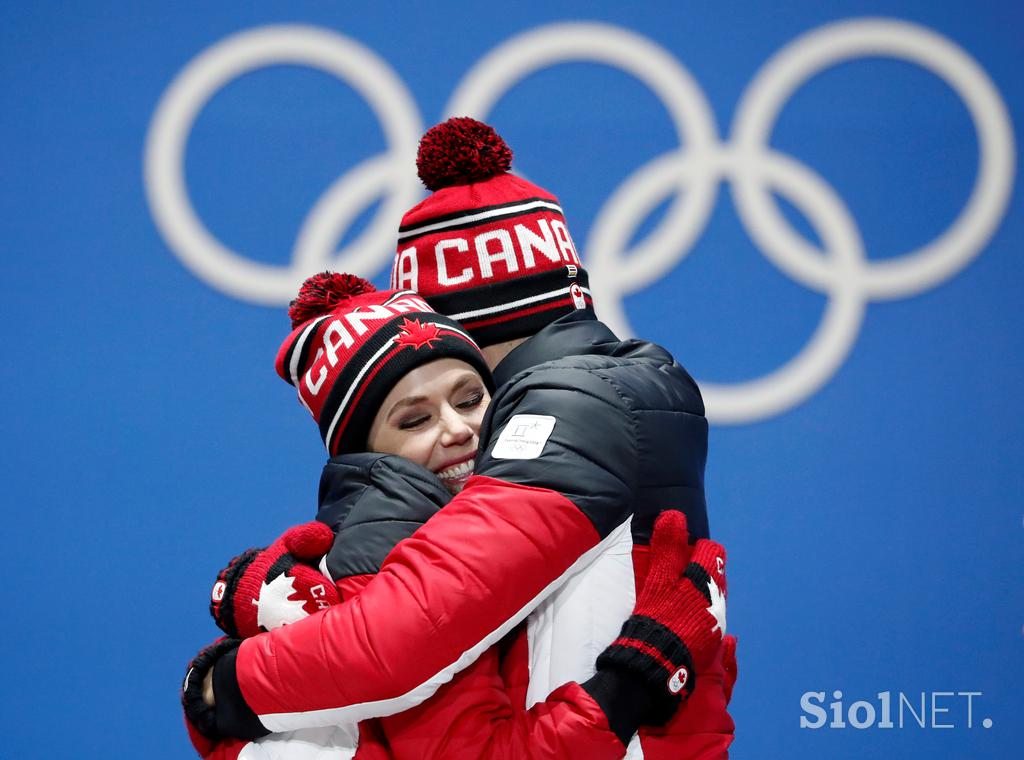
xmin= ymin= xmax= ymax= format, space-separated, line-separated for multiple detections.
xmin=398 ymin=414 xmax=430 ymax=430
xmin=456 ymin=390 xmax=485 ymax=410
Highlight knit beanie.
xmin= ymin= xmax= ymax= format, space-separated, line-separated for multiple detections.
xmin=276 ymin=272 xmax=493 ymax=456
xmin=390 ymin=117 xmax=593 ymax=347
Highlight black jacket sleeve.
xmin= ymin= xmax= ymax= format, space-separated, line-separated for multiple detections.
xmin=316 ymin=452 xmax=452 ymax=580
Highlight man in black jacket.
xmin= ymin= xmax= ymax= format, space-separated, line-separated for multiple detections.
xmin=185 ymin=118 xmax=732 ymax=759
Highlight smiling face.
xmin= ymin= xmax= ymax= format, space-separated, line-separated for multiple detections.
xmin=366 ymin=358 xmax=491 ymax=494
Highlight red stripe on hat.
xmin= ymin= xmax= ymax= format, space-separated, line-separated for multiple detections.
xmin=459 ymin=294 xmax=592 ymax=330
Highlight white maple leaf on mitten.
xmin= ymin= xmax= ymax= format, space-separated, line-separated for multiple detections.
xmin=707 ymin=577 xmax=727 ymax=637
xmin=254 ymin=574 xmax=310 ymax=630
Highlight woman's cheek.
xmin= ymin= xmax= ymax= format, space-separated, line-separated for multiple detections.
xmin=471 ymin=407 xmax=487 ymax=435
xmin=407 ymin=429 xmax=437 ymax=470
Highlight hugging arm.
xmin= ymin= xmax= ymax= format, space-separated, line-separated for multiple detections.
xmin=372 ymin=511 xmax=730 ymax=759
xmin=338 ymin=570 xmax=629 ymax=760
xmin=207 ymin=372 xmax=640 ymax=738
xmin=187 ymin=447 xmax=729 ymax=758
xmin=212 ymin=511 xmax=728 ymax=760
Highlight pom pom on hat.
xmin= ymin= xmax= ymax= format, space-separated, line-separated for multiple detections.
xmin=394 ymin=119 xmax=593 ymax=347
xmin=288 ymin=272 xmax=376 ymax=328
xmin=416 ymin=117 xmax=513 ymax=191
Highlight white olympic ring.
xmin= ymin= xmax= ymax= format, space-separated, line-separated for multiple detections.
xmin=143 ymin=25 xmax=423 ymax=304
xmin=143 ymin=18 xmax=1015 ymax=423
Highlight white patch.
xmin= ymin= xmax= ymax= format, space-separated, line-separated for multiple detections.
xmin=491 ymin=414 xmax=557 ymax=460
xmin=211 ymin=580 xmax=226 ymax=602
xmin=707 ymin=576 xmax=727 ymax=637
xmin=668 ymin=666 xmax=689 ymax=694
xmin=570 ymin=282 xmax=586 ymax=310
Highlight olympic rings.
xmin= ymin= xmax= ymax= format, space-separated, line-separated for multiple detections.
xmin=143 ymin=25 xmax=423 ymax=304
xmin=143 ymin=18 xmax=1015 ymax=422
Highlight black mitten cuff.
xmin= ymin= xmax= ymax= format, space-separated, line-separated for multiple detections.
xmin=182 ymin=638 xmax=242 ymax=740
xmin=595 ymin=615 xmax=696 ymax=725
xmin=581 ymin=667 xmax=657 ymax=746
xmin=213 ymin=645 xmax=271 ymax=740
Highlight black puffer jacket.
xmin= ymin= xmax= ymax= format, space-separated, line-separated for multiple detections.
xmin=316 ymin=453 xmax=448 ymax=581
xmin=480 ymin=310 xmax=708 ymax=545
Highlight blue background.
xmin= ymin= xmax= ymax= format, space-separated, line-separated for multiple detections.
xmin=1 ymin=2 xmax=1020 ymax=758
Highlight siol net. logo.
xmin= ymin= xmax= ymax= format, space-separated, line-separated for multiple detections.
xmin=800 ymin=690 xmax=992 ymax=730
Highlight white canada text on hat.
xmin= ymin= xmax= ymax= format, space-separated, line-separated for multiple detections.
xmin=304 ymin=294 xmax=431 ymax=396
xmin=393 ymin=217 xmax=581 ymax=292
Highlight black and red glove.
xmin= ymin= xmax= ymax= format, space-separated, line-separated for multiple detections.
xmin=182 ymin=637 xmax=242 ymax=743
xmin=594 ymin=510 xmax=728 ymax=725
xmin=210 ymin=520 xmax=341 ymax=639
xmin=183 ymin=521 xmax=341 ymax=747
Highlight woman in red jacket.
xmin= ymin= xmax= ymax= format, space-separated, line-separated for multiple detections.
xmin=185 ymin=272 xmax=731 ymax=759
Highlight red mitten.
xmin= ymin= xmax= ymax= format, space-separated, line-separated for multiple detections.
xmin=595 ymin=510 xmax=727 ymax=723
xmin=209 ymin=521 xmax=341 ymax=638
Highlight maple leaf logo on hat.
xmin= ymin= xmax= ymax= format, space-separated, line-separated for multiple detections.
xmin=395 ymin=318 xmax=441 ymax=350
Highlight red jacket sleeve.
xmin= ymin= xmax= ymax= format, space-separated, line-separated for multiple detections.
xmin=377 ymin=640 xmax=626 ymax=760
xmin=337 ymin=573 xmax=625 ymax=760
xmin=231 ymin=476 xmax=627 ymax=734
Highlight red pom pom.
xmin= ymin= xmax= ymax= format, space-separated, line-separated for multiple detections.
xmin=288 ymin=272 xmax=376 ymax=328
xmin=417 ymin=117 xmax=513 ymax=191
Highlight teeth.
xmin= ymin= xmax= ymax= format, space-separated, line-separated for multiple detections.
xmin=437 ymin=460 xmax=474 ymax=481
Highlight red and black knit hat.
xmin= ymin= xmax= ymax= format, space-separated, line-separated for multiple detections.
xmin=276 ymin=272 xmax=493 ymax=456
xmin=390 ymin=117 xmax=593 ymax=347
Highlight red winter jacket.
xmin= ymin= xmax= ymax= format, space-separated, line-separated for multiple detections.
xmin=197 ymin=454 xmax=730 ymax=759
xmin=210 ymin=313 xmax=733 ymax=758
xmin=196 ymin=453 xmax=626 ymax=759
